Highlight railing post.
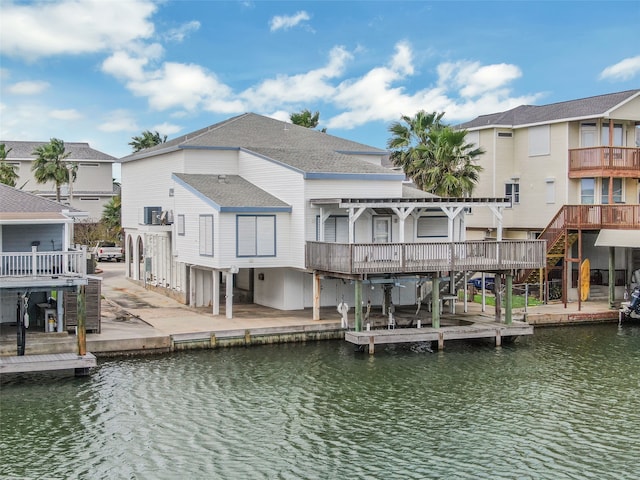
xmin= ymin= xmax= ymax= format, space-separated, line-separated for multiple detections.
xmin=31 ymin=246 xmax=37 ymax=276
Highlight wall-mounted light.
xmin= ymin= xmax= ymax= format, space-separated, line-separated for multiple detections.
xmin=258 ymin=273 xmax=265 ymax=281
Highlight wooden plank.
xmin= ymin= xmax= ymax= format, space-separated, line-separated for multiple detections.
xmin=0 ymin=352 xmax=96 ymax=374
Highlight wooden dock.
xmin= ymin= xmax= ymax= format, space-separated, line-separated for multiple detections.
xmin=0 ymin=352 xmax=97 ymax=375
xmin=345 ymin=321 xmax=533 ymax=354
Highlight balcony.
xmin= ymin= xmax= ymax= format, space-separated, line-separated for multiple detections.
xmin=569 ymin=146 xmax=640 ymax=178
xmin=0 ymin=248 xmax=88 ymax=290
xmin=306 ymin=240 xmax=546 ymax=276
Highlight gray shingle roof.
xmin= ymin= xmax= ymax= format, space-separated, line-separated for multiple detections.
xmin=173 ymin=173 xmax=291 ymax=210
xmin=459 ymin=89 xmax=640 ymax=129
xmin=0 ymin=183 xmax=83 ymax=213
xmin=1 ymin=140 xmax=116 ymax=162
xmin=121 ymin=113 xmax=395 ymax=176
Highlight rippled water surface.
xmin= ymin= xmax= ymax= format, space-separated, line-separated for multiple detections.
xmin=2 ymin=323 xmax=640 ymax=479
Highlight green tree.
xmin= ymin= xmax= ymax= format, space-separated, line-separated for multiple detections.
xmin=31 ymin=138 xmax=77 ymax=202
xmin=101 ymin=195 xmax=121 ymax=240
xmin=129 ymin=130 xmax=167 ymax=152
xmin=387 ymin=111 xmax=483 ymax=196
xmin=0 ymin=143 xmax=18 ymax=187
xmin=290 ymin=109 xmax=327 ymax=132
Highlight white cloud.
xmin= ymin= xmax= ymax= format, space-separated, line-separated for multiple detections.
xmin=240 ymin=46 xmax=351 ymax=110
xmin=165 ymin=21 xmax=201 ymax=43
xmin=390 ymin=41 xmax=414 ymax=76
xmin=7 ymin=80 xmax=50 ymax=95
xmin=152 ymin=122 xmax=182 ymax=136
xmin=269 ymin=11 xmax=310 ymax=32
xmin=0 ymin=0 xmax=157 ymax=59
xmin=599 ymin=56 xmax=640 ymax=81
xmin=438 ymin=61 xmax=522 ymax=98
xmin=102 ymin=51 xmax=151 ymax=82
xmin=98 ymin=110 xmax=139 ymax=133
xmin=50 ymin=109 xmax=83 ymax=121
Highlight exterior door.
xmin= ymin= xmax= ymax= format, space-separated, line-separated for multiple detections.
xmin=373 ymin=216 xmax=391 ymax=243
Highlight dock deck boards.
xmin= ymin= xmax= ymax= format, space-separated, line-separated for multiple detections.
xmin=345 ymin=320 xmax=533 ymax=353
xmin=0 ymin=352 xmax=97 ymax=374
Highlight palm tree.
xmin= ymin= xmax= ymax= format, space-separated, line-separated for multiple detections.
xmin=129 ymin=130 xmax=167 ymax=152
xmin=101 ymin=195 xmax=121 ymax=240
xmin=290 ymin=109 xmax=327 ymax=132
xmin=31 ymin=138 xmax=76 ymax=202
xmin=0 ymin=143 xmax=18 ymax=187
xmin=414 ymin=127 xmax=484 ymax=197
xmin=387 ymin=111 xmax=445 ymax=187
xmin=387 ymin=111 xmax=483 ymax=196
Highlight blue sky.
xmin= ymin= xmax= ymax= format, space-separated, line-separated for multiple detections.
xmin=1 ymin=0 xmax=639 ymax=172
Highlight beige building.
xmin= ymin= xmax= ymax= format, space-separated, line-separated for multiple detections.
xmin=1 ymin=140 xmax=117 ymax=221
xmin=459 ymin=89 xmax=640 ymax=303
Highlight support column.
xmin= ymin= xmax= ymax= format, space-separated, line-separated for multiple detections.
xmin=354 ymin=279 xmax=362 ymax=332
xmin=225 ymin=271 xmax=234 ymax=319
xmin=494 ymin=274 xmax=502 ymax=323
xmin=313 ymin=272 xmax=321 ymax=320
xmin=212 ymin=270 xmax=220 ymax=316
xmin=77 ymin=285 xmax=86 ymax=356
xmin=505 ymin=273 xmax=513 ymax=325
xmin=56 ymin=290 xmax=64 ymax=333
xmin=189 ymin=266 xmax=196 ymax=306
xmin=608 ymin=247 xmax=615 ymax=308
xmin=432 ymin=275 xmax=440 ymax=329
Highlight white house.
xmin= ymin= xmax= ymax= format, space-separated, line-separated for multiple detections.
xmin=1 ymin=140 xmax=117 ymax=221
xmin=120 ymin=113 xmax=544 ymax=321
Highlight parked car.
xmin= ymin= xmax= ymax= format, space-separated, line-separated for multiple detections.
xmin=468 ymin=276 xmax=495 ymax=291
xmin=93 ymin=241 xmax=123 ymax=262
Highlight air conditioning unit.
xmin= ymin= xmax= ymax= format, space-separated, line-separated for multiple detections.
xmin=143 ymin=206 xmax=162 ymax=225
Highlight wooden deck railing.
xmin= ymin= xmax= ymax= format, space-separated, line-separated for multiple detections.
xmin=0 ymin=248 xmax=87 ymax=278
xmin=306 ymin=240 xmax=546 ymax=275
xmin=563 ymin=204 xmax=640 ymax=229
xmin=569 ymin=146 xmax=640 ymax=177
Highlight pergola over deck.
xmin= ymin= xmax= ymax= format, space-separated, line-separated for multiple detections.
xmin=310 ymin=196 xmax=513 ymax=242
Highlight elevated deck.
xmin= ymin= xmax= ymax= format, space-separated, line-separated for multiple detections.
xmin=0 ymin=352 xmax=97 ymax=375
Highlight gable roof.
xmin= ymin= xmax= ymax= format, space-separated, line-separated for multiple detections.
xmin=459 ymin=89 xmax=640 ymax=130
xmin=121 ymin=113 xmax=400 ymax=178
xmin=172 ymin=173 xmax=291 ymax=212
xmin=0 ymin=183 xmax=85 ymax=220
xmin=1 ymin=140 xmax=116 ymax=162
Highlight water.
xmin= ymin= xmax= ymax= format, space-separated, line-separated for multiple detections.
xmin=2 ymin=323 xmax=640 ymax=479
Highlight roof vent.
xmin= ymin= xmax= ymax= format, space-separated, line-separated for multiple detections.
xmin=218 ymin=174 xmax=227 ymax=183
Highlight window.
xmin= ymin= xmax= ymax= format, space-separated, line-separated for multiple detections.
xmin=529 ymin=125 xmax=550 ymax=156
xmin=580 ymin=122 xmax=597 ymax=147
xmin=177 ymin=214 xmax=185 ymax=236
xmin=417 ymin=216 xmax=448 ymax=238
xmin=199 ymin=215 xmax=213 ymax=256
xmin=601 ymin=178 xmax=623 ymax=204
xmin=79 ymin=197 xmax=100 ymax=201
xmin=580 ymin=178 xmax=595 ymax=204
xmin=79 ymin=162 xmax=99 ymax=167
xmin=317 ymin=215 xmax=348 ymax=242
xmin=601 ymin=123 xmax=623 ymax=146
xmin=636 ymin=124 xmax=640 ymax=147
xmin=497 ymin=131 xmax=512 ymax=138
xmin=237 ymin=215 xmax=276 ymax=257
xmin=545 ymin=179 xmax=555 ymax=204
xmin=505 ymin=182 xmax=520 ymax=205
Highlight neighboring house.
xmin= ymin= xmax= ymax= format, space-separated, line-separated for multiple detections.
xmin=459 ymin=89 xmax=640 ymax=303
xmin=1 ymin=140 xmax=118 ymax=221
xmin=120 ymin=113 xmax=544 ymax=320
xmin=0 ymin=184 xmax=88 ymax=329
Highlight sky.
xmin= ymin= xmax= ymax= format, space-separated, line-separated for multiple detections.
xmin=1 ymin=0 xmax=639 ymax=178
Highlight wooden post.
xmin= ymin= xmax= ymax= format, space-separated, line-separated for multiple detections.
xmin=354 ymin=279 xmax=362 ymax=332
xmin=368 ymin=336 xmax=375 ymax=355
xmin=432 ymin=275 xmax=440 ymax=329
xmin=494 ymin=274 xmax=502 ymax=323
xmin=77 ymin=285 xmax=87 ymax=356
xmin=608 ymin=247 xmax=615 ymax=308
xmin=505 ymin=273 xmax=513 ymax=325
xmin=313 ymin=271 xmax=321 ymax=320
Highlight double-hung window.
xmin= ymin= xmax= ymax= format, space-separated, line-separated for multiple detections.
xmin=505 ymin=182 xmax=520 ymax=206
xmin=199 ymin=215 xmax=213 ymax=256
xmin=601 ymin=178 xmax=623 ymax=204
xmin=237 ymin=215 xmax=276 ymax=257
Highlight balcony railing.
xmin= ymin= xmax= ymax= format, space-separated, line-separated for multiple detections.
xmin=306 ymin=240 xmax=546 ymax=275
xmin=563 ymin=204 xmax=640 ymax=230
xmin=569 ymin=146 xmax=640 ymax=177
xmin=0 ymin=248 xmax=87 ymax=279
